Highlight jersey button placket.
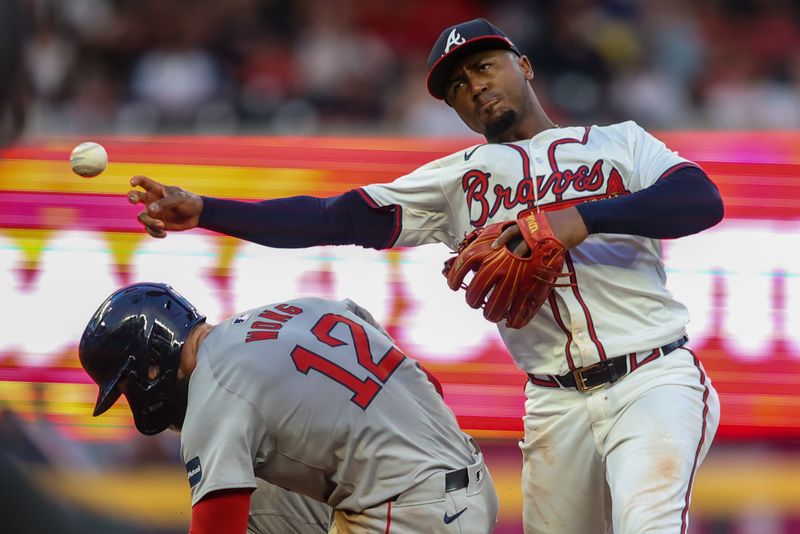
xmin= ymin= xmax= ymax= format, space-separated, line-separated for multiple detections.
xmin=573 ymin=329 xmax=595 ymax=367
xmin=554 ymin=288 xmax=594 ymax=366
xmin=577 ymin=331 xmax=593 ymax=354
xmin=527 ymin=142 xmax=542 ymax=208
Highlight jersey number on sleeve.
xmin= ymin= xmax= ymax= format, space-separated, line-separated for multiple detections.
xmin=290 ymin=314 xmax=406 ymax=409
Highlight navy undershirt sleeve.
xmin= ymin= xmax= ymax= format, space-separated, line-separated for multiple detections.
xmin=198 ymin=189 xmax=399 ymax=249
xmin=575 ymin=166 xmax=724 ymax=238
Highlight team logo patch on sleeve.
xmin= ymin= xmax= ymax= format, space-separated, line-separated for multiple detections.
xmin=233 ymin=313 xmax=251 ymax=324
xmin=186 ymin=456 xmax=202 ymax=487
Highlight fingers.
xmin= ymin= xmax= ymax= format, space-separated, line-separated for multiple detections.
xmin=146 ymin=189 xmax=185 ymax=214
xmin=127 ymin=189 xmax=177 ymax=218
xmin=511 ymin=239 xmax=531 ymax=257
xmin=489 ymin=224 xmax=530 ymax=256
xmin=146 ymin=225 xmax=167 ymax=239
xmin=129 ymin=177 xmax=202 ymax=237
xmin=130 ymin=175 xmax=164 ymax=193
xmin=126 ymin=189 xmax=149 ymax=205
xmin=127 ymin=176 xmax=164 ymax=207
xmin=491 ymin=224 xmax=519 ymax=249
xmin=128 ymin=185 xmax=182 ymax=216
xmin=137 ymin=211 xmax=166 ymax=238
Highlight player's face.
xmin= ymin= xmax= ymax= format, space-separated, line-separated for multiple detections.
xmin=444 ymin=50 xmax=535 ymax=142
xmin=118 ymin=364 xmax=187 ymax=433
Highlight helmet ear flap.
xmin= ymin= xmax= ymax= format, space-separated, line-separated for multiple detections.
xmin=125 ymin=368 xmax=178 ymax=435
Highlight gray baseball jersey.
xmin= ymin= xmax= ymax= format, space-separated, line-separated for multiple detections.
xmin=181 ymin=297 xmax=476 ymax=513
xmin=247 ymin=479 xmax=330 ymax=534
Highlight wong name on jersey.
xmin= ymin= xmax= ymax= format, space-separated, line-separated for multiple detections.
xmin=244 ymin=303 xmax=304 ymax=343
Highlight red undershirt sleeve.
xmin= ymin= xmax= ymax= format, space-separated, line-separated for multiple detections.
xmin=189 ymin=488 xmax=253 ymax=534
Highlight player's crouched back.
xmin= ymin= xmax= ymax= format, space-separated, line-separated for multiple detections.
xmin=78 ymin=283 xmax=499 ymax=533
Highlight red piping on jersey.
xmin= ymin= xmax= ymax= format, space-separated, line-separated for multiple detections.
xmin=547 ymin=127 xmax=592 ymax=171
xmin=388 ymin=205 xmax=403 ymax=248
xmin=547 ymin=292 xmax=575 ymax=370
xmin=501 ymin=143 xmax=537 ymax=209
xmin=500 ymin=134 xmax=606 ymax=367
xmin=657 ymin=162 xmax=698 ymax=181
xmin=528 ymin=374 xmax=561 ymax=388
xmin=385 ymin=500 xmax=392 ymax=533
xmin=546 ymin=127 xmax=592 ymax=202
xmin=629 ymin=348 xmax=660 ymax=371
xmin=356 ymin=188 xmax=403 ymax=248
xmin=680 ymin=347 xmax=710 ymax=534
xmin=532 ymin=187 xmax=631 ymax=214
xmin=564 ymin=252 xmax=607 ymax=360
xmin=357 ymin=187 xmax=380 ymax=208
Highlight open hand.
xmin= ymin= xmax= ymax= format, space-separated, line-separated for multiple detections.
xmin=126 ymin=176 xmax=204 ymax=238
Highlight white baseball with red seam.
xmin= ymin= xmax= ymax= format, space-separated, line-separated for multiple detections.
xmin=70 ymin=141 xmax=108 ymax=178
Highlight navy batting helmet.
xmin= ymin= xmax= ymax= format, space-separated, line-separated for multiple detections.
xmin=79 ymin=283 xmax=206 ymax=435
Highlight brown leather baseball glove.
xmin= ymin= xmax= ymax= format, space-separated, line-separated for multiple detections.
xmin=442 ymin=211 xmax=567 ymax=328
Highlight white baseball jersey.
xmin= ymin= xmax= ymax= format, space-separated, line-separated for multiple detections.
xmin=362 ymin=121 xmax=694 ymax=375
xmin=181 ymin=297 xmax=478 ymax=512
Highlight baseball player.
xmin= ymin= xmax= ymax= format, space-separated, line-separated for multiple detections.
xmin=126 ymin=19 xmax=723 ymax=533
xmin=79 ymin=283 xmax=498 ymax=534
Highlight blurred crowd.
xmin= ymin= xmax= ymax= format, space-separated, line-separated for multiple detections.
xmin=12 ymin=0 xmax=800 ymax=135
xmin=15 ymin=0 xmax=800 ymax=137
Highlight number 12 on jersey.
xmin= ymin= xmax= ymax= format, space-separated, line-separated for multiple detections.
xmin=290 ymin=313 xmax=406 ymax=409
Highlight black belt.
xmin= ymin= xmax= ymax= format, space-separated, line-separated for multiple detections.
xmin=444 ymin=468 xmax=469 ymax=492
xmin=390 ymin=467 xmax=470 ymax=501
xmin=528 ymin=335 xmax=688 ymax=392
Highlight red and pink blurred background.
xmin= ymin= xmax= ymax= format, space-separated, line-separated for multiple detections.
xmin=2 ymin=132 xmax=800 ymax=532
xmin=4 ymin=0 xmax=800 ymax=531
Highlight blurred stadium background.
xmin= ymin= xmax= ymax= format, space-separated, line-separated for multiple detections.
xmin=1 ymin=0 xmax=800 ymax=533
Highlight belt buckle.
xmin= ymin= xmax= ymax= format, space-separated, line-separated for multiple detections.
xmin=573 ymin=363 xmax=605 ymax=392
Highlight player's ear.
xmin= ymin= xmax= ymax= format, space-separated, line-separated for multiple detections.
xmin=148 ymin=360 xmax=161 ymax=381
xmin=518 ymin=55 xmax=534 ymax=81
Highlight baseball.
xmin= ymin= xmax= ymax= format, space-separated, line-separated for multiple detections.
xmin=70 ymin=141 xmax=108 ymax=177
